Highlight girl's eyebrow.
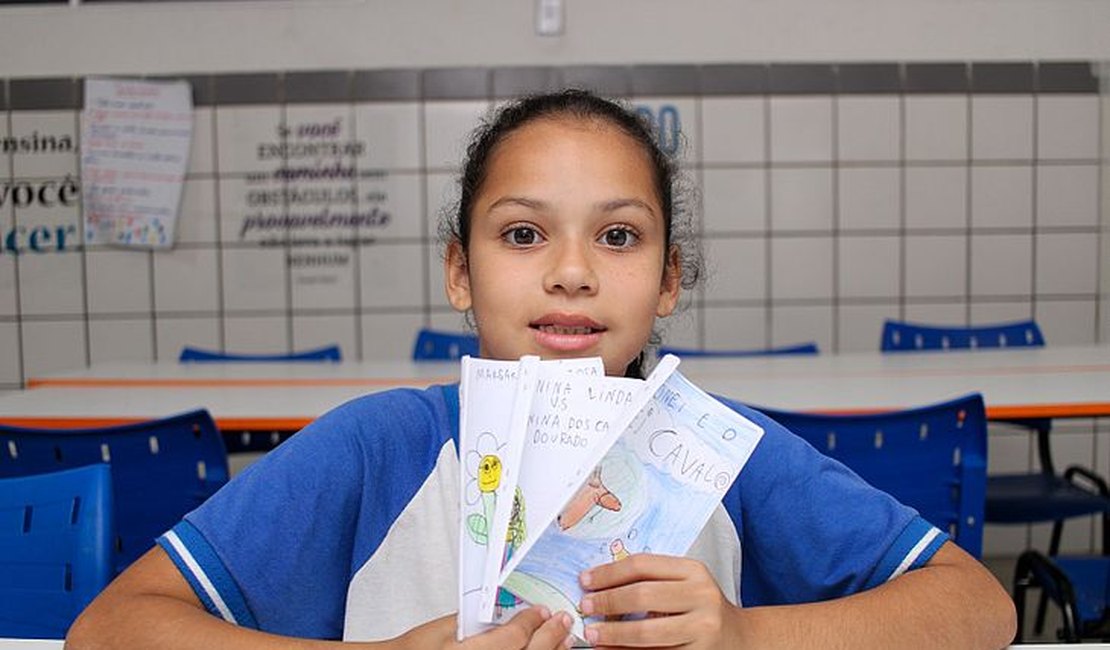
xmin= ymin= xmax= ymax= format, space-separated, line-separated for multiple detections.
xmin=487 ymin=196 xmax=656 ymax=217
xmin=597 ymin=198 xmax=657 ymax=218
xmin=486 ymin=196 xmax=548 ymax=213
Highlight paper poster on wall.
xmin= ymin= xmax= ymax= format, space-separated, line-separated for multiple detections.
xmin=81 ymin=77 xmax=193 ymax=248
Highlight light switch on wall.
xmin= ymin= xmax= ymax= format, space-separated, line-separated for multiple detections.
xmin=536 ymin=0 xmax=564 ymax=36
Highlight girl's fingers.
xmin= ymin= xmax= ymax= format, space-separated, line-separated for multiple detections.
xmin=526 ymin=610 xmax=575 ymax=650
xmin=581 ymin=554 xmax=699 ymax=590
xmin=466 ymin=606 xmax=551 ymax=649
xmin=580 ymin=580 xmax=695 ymax=617
xmin=583 ymin=614 xmax=691 ymax=649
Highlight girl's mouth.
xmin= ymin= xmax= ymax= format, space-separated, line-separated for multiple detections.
xmin=529 ymin=315 xmax=606 ymax=352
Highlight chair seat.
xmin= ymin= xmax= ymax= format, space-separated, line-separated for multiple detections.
xmin=986 ymin=473 xmax=1110 ymax=523
xmin=1052 ymin=556 xmax=1110 ymax=627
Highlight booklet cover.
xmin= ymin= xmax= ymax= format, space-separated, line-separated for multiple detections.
xmin=500 ymin=364 xmax=765 ymax=642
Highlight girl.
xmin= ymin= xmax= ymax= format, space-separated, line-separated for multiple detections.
xmin=68 ymin=90 xmax=1015 ymax=649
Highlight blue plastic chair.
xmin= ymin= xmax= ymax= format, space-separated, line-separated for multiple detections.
xmin=179 ymin=344 xmax=341 ymax=363
xmin=881 ymin=319 xmax=1109 ymax=539
xmin=0 ymin=465 xmax=115 ymax=639
xmin=881 ymin=318 xmax=1044 ymax=352
xmin=0 ymin=410 xmax=228 ymax=575
xmin=658 ymin=342 xmax=819 ymax=358
xmin=755 ymin=393 xmax=988 ymax=558
xmin=1014 ymin=550 xmax=1110 ymax=641
xmin=412 ymin=328 xmax=480 ymax=361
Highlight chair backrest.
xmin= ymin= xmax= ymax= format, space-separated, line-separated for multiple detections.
xmin=881 ymin=319 xmax=1044 ymax=352
xmin=657 ymin=342 xmax=819 ymax=359
xmin=0 ymin=465 xmax=115 ymax=639
xmin=0 ymin=410 xmax=229 ymax=575
xmin=179 ymin=344 xmax=341 ymax=362
xmin=757 ymin=393 xmax=987 ymax=558
xmin=412 ymin=328 xmax=480 ymax=361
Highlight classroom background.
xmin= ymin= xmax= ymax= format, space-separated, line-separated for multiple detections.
xmin=0 ymin=0 xmax=1108 ymax=562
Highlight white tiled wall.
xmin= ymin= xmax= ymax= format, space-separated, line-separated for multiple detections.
xmin=1 ymin=65 xmax=1106 ymax=558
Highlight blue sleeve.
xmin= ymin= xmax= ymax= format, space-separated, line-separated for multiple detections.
xmin=156 ymin=386 xmax=455 ymax=639
xmin=717 ymin=398 xmax=948 ymax=607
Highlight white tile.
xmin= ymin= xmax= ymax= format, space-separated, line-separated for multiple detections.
xmin=215 ymin=105 xmax=284 ymax=174
xmin=837 ymin=95 xmax=900 ymax=162
xmin=988 ymin=425 xmax=1033 ymax=474
xmin=176 ymin=178 xmax=218 ymax=245
xmin=217 ymin=177 xmax=265 ymax=244
xmin=905 ymin=96 xmax=968 ymax=162
xmin=423 ymin=100 xmax=490 ymax=170
xmin=701 ymin=168 xmax=766 ymax=233
xmin=85 ymin=249 xmax=152 ymax=314
xmin=1038 ymin=95 xmax=1100 ymax=160
xmin=426 ymin=171 xmax=459 ymax=244
xmin=0 ymin=256 xmax=15 ymax=316
xmin=88 ymin=318 xmax=154 ymax=363
xmin=702 ymin=305 xmax=768 ymax=353
xmin=12 ymin=191 xmax=81 ymax=241
xmin=982 ymin=525 xmax=1030 ymax=557
xmin=905 ymin=166 xmax=967 ymax=230
xmin=0 ymin=322 xmax=21 ymax=385
xmin=292 ymin=314 xmax=357 ymax=359
xmin=1096 ymin=422 xmax=1110 ymax=485
xmin=221 ymin=248 xmax=288 ymax=311
xmin=970 ymin=301 xmax=1033 ymax=325
xmin=704 ymin=238 xmax=766 ymax=302
xmin=1036 ymin=164 xmax=1099 ymax=228
xmin=770 ymin=168 xmax=833 ymax=232
xmin=289 ymin=246 xmax=357 ymax=310
xmin=153 ymin=248 xmax=219 ymax=313
xmin=354 ymin=102 xmax=421 ymax=170
xmin=187 ymin=107 xmax=215 ymax=175
xmin=838 ymin=167 xmax=900 ymax=231
xmin=1035 ymin=233 xmax=1097 ymax=295
xmin=836 ymin=304 xmax=897 ymax=353
xmin=632 ymin=98 xmax=699 ymax=166
xmin=970 ymin=166 xmax=1033 ymax=229
xmin=659 ymin=307 xmax=701 ymax=350
xmin=701 ymin=97 xmax=765 ymax=164
xmin=838 ymin=236 xmax=900 ymax=299
xmin=427 ymin=242 xmax=450 ymax=309
xmin=282 ymin=104 xmax=355 ymax=161
xmin=22 ymin=319 xmax=86 ymax=377
xmin=770 ymin=237 xmax=833 ymax=300
xmin=361 ymin=312 xmax=426 ymax=361
xmin=969 ymin=234 xmax=1032 ymax=297
xmin=769 ymin=96 xmax=833 ymax=163
xmin=1035 ymin=300 xmax=1097 ymax=345
xmin=905 ymin=235 xmax=967 ymax=298
xmin=769 ymin=304 xmax=833 ymax=352
xmin=223 ymin=315 xmax=288 ymax=353
xmin=1031 ymin=518 xmax=1098 ymax=555
xmin=904 ymin=302 xmax=966 ymax=325
xmin=18 ymin=251 xmax=83 ymax=316
xmin=358 ymin=171 xmax=424 ymax=240
xmin=154 ymin=317 xmax=220 ymax=362
xmin=360 ymin=241 xmax=426 ymax=309
xmin=10 ymin=110 xmax=79 ymax=178
xmin=971 ymin=95 xmax=1034 ymax=161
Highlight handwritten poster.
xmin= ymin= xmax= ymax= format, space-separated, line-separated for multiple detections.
xmin=81 ymin=77 xmax=193 ymax=248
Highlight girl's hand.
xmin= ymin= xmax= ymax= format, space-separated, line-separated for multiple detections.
xmin=577 ymin=554 xmax=739 ymax=649
xmin=395 ymin=606 xmax=573 ymax=650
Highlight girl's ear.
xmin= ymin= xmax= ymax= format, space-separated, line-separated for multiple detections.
xmin=444 ymin=240 xmax=473 ymax=312
xmin=656 ymin=245 xmax=682 ymax=318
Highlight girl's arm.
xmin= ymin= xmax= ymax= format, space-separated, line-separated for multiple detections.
xmin=66 ymin=547 xmax=573 ymax=650
xmin=577 ymin=541 xmax=1016 ymax=650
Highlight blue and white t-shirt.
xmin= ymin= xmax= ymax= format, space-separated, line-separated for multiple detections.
xmin=157 ymin=384 xmax=946 ymax=641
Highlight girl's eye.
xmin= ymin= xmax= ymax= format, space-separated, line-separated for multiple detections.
xmin=504 ymin=226 xmax=541 ymax=246
xmin=600 ymin=228 xmax=638 ymax=249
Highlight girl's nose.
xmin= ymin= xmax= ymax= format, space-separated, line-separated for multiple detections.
xmin=543 ymin=240 xmax=598 ymax=296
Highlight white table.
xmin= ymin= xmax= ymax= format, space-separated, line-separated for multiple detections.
xmin=8 ymin=346 xmax=1110 ymax=431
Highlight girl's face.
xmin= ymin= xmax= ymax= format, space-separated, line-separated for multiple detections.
xmin=445 ymin=117 xmax=680 ymax=376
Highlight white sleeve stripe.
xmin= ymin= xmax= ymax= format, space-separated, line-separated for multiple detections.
xmin=886 ymin=527 xmax=941 ymax=582
xmin=164 ymin=529 xmax=239 ymax=625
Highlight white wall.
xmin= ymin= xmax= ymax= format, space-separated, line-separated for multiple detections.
xmin=3 ymin=0 xmax=1110 ymax=77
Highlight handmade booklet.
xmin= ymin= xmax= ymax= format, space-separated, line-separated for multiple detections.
xmin=457 ymin=354 xmax=765 ymax=644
